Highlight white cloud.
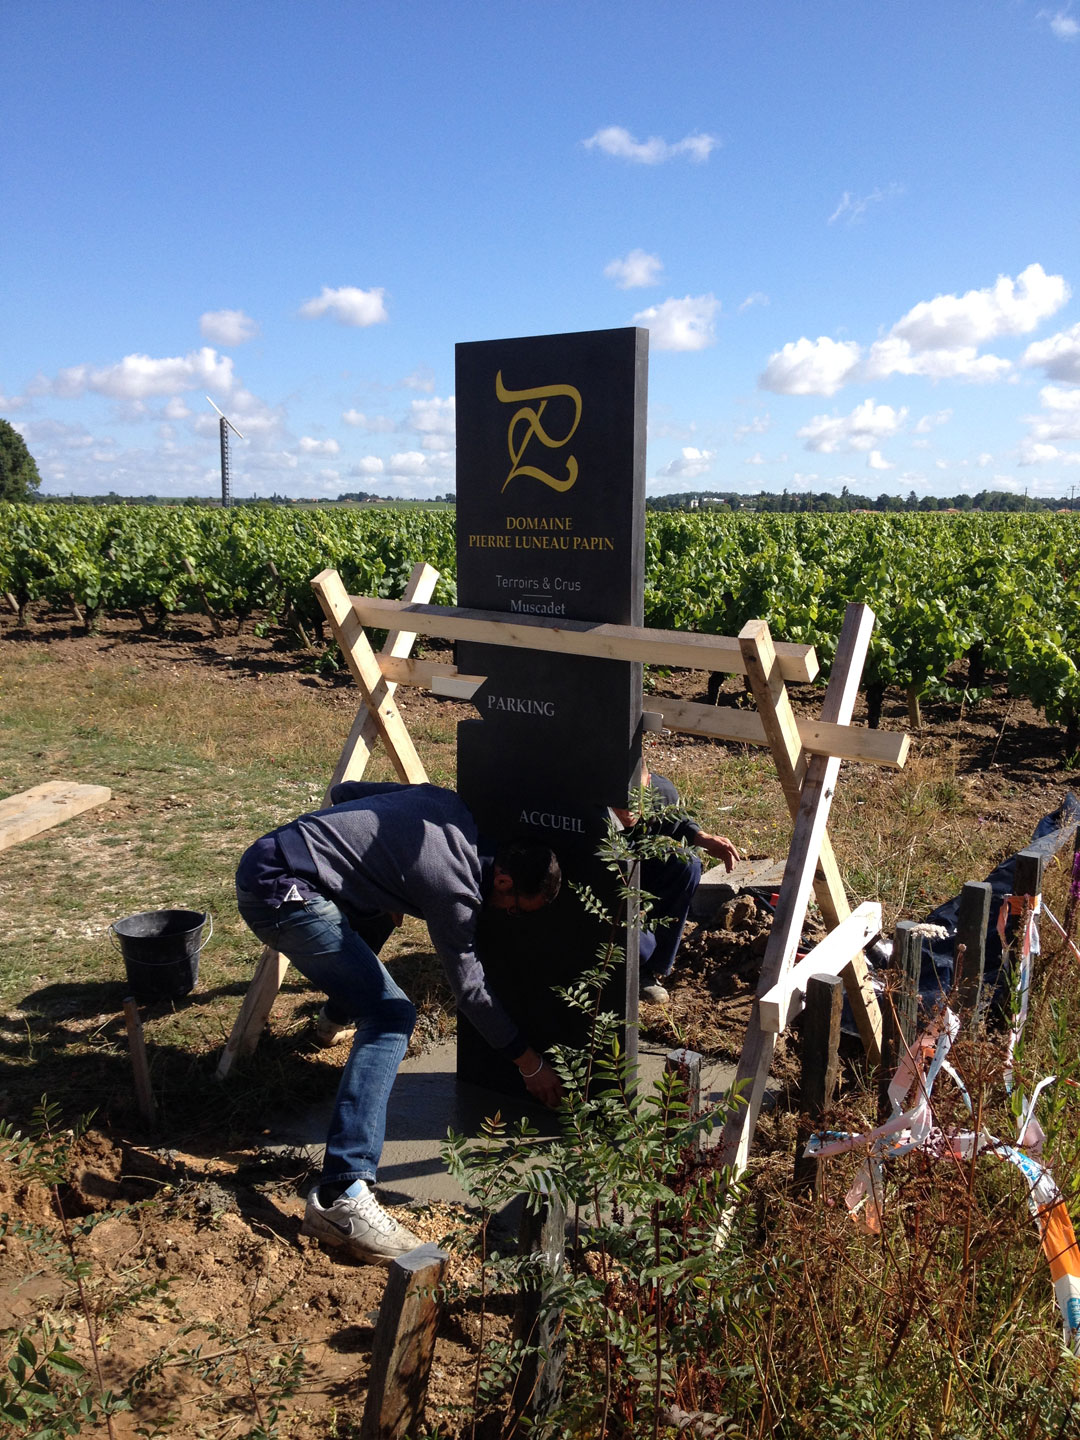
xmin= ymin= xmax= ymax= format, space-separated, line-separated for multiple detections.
xmin=978 ymin=453 xmax=993 ymax=468
xmin=761 ymin=264 xmax=1069 ymax=398
xmin=734 ymin=413 xmax=771 ymax=440
xmin=797 ymin=399 xmax=908 ymax=453
xmin=299 ymin=285 xmax=389 ymax=327
xmin=828 ymin=183 xmax=904 ymax=225
xmin=199 ymin=309 xmax=259 ymax=345
xmin=16 ymin=418 xmax=99 ymax=449
xmin=0 ymin=390 xmax=26 ymax=411
xmin=298 ymin=436 xmax=340 ymax=454
xmin=738 ymin=292 xmax=770 ymax=312
xmin=862 ymin=336 xmax=1012 ymax=383
xmin=913 ymin=409 xmax=953 ymax=433
xmin=759 ymin=336 xmax=861 ymax=395
xmin=343 ymin=409 xmax=396 ymax=432
xmin=583 ymin=125 xmax=718 ymax=164
xmin=867 ymin=449 xmax=893 ymax=470
xmin=42 ymin=347 xmax=236 ymax=400
xmin=604 ymin=249 xmax=663 ymax=289
xmin=655 ymin=447 xmax=715 ymax=480
xmin=632 ymin=294 xmax=719 ymax=351
xmin=890 ymin=263 xmax=1069 ymax=350
xmin=387 ymin=450 xmax=437 ymax=476
xmin=1022 ymin=321 xmax=1080 ymax=382
xmin=164 ymin=397 xmax=191 ymax=420
xmin=1019 ymin=439 xmax=1080 ymax=465
xmin=1026 ymin=384 xmax=1080 ymax=444
xmin=744 ymin=451 xmax=765 ymax=465
xmin=1041 ymin=9 xmax=1079 ymax=39
xmin=351 ymin=456 xmax=386 ymax=476
xmin=401 ymin=367 xmax=436 ymax=392
xmin=407 ymin=395 xmax=456 ymax=450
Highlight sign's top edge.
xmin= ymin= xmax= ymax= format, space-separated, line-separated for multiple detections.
xmin=456 ymin=326 xmax=648 ymax=351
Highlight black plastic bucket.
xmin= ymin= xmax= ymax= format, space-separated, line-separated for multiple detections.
xmin=110 ymin=909 xmax=211 ymax=1000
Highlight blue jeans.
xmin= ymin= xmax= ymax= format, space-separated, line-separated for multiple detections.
xmin=236 ymin=887 xmax=416 ymax=1186
xmin=638 ymin=851 xmax=701 ymax=980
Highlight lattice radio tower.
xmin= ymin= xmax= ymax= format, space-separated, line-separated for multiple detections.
xmin=206 ymin=396 xmax=244 ymax=507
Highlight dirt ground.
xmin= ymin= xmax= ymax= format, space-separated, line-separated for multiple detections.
xmin=2 ymin=607 xmax=1077 ymax=1437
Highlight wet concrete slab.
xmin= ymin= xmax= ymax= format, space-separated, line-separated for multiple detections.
xmin=266 ymin=1038 xmax=739 ymax=1208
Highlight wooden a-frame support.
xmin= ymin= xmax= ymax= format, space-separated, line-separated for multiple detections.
xmin=218 ymin=566 xmax=906 ymax=1178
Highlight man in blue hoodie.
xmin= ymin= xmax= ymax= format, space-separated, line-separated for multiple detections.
xmin=236 ymin=780 xmax=562 ymax=1264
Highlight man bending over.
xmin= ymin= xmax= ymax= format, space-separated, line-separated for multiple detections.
xmin=236 ymin=780 xmax=562 ymax=1264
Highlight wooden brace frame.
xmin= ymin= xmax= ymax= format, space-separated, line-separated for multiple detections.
xmin=217 ymin=565 xmax=908 ymax=1175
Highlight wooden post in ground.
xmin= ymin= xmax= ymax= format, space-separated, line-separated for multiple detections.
xmin=879 ymin=920 xmax=921 ymax=1117
xmin=510 ymin=1190 xmax=566 ymax=1433
xmin=720 ymin=603 xmax=878 ymax=1178
xmin=793 ymin=973 xmax=843 ymax=1197
xmin=122 ymin=998 xmax=158 ymax=1128
xmin=666 ymin=1048 xmax=704 ymax=1154
xmin=360 ymin=1243 xmax=448 ymax=1440
xmin=1014 ymin=848 xmax=1044 ymax=906
xmin=955 ymin=881 xmax=992 ymax=1017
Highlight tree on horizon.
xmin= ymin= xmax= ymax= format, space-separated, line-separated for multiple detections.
xmin=0 ymin=419 xmax=41 ymax=501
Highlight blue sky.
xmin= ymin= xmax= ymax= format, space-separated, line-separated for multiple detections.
xmin=4 ymin=1 xmax=1080 ymax=501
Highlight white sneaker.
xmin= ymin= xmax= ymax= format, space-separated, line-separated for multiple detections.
xmin=641 ymin=981 xmax=671 ymax=1004
xmin=302 ymin=1180 xmax=422 ymax=1264
xmin=315 ymin=1005 xmax=356 ymax=1048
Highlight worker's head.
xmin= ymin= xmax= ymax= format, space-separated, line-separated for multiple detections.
xmin=489 ymin=839 xmax=561 ymax=914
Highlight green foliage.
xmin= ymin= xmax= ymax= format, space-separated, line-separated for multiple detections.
xmin=1 ymin=504 xmax=1079 ymax=725
xmin=0 ymin=420 xmax=41 ymax=502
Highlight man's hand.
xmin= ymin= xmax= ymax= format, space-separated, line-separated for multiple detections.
xmin=697 ymin=832 xmax=740 ymax=872
xmin=515 ymin=1048 xmax=563 ymax=1107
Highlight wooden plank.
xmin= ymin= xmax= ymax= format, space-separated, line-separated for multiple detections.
xmin=377 ymin=659 xmax=909 ymax=770
xmin=758 ymin=901 xmax=882 ymax=1032
xmin=720 ymin=604 xmax=878 ymax=1177
xmin=215 ymin=945 xmax=291 ymax=1080
xmin=655 ymin=696 xmax=908 ymax=769
xmin=327 ymin=561 xmax=440 ymax=793
xmin=793 ymin=973 xmax=843 ymax=1197
xmin=0 ymin=782 xmax=111 ymax=853
xmin=312 ymin=571 xmax=428 ymax=786
xmin=349 ymin=594 xmax=820 ymax=683
xmin=360 ymin=1243 xmax=449 ymax=1440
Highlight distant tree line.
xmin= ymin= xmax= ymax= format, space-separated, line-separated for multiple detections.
xmin=646 ymin=487 xmax=1078 ymax=513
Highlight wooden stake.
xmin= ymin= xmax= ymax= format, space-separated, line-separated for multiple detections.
xmin=122 ymin=998 xmax=157 ymax=1128
xmin=666 ymin=1048 xmax=704 ymax=1154
xmin=879 ymin=921 xmax=921 ymax=1118
xmin=360 ymin=1243 xmax=448 ymax=1440
xmin=955 ymin=881 xmax=991 ymax=1016
xmin=793 ymin=973 xmax=843 ymax=1197
xmin=510 ymin=1190 xmax=566 ymax=1432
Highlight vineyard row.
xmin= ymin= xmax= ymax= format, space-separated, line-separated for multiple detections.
xmin=2 ymin=504 xmax=1079 ymax=735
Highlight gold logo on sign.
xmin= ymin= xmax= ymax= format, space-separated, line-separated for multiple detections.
xmin=495 ymin=372 xmax=582 ymax=493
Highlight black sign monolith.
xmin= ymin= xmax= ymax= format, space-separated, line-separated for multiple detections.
xmin=455 ymin=327 xmax=648 ymax=1089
